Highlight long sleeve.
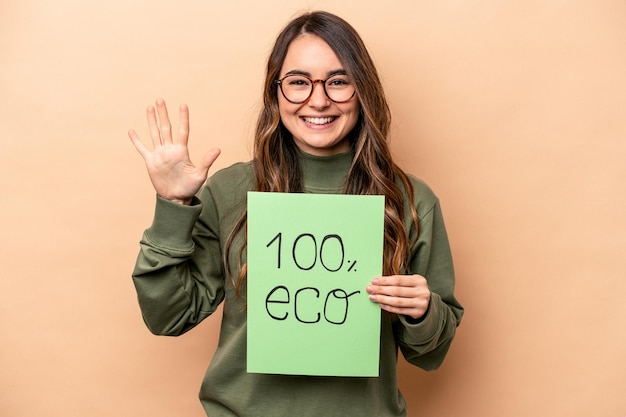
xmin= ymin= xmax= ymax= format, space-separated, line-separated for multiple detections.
xmin=393 ymin=178 xmax=464 ymax=370
xmin=132 ymin=194 xmax=226 ymax=336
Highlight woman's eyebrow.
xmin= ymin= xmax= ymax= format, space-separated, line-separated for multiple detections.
xmin=284 ymin=69 xmax=312 ymax=77
xmin=326 ymin=69 xmax=348 ymax=77
xmin=282 ymin=69 xmax=348 ymax=78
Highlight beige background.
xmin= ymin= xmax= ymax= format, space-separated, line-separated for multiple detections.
xmin=1 ymin=0 xmax=625 ymax=416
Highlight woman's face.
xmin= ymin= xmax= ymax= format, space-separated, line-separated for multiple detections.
xmin=277 ymin=34 xmax=360 ymax=157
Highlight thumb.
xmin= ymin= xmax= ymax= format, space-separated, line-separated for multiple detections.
xmin=198 ymin=147 xmax=221 ymax=175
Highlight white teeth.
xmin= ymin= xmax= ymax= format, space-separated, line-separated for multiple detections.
xmin=303 ymin=116 xmax=335 ymax=125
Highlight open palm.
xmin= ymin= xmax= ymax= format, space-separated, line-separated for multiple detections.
xmin=129 ymin=99 xmax=220 ymax=204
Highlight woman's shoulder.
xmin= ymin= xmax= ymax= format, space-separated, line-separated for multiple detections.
xmin=402 ymin=172 xmax=441 ymax=216
xmin=201 ymin=161 xmax=255 ymax=204
xmin=207 ymin=161 xmax=254 ymax=186
xmin=211 ymin=160 xmax=253 ymax=176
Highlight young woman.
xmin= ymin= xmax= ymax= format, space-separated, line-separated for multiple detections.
xmin=129 ymin=11 xmax=463 ymax=417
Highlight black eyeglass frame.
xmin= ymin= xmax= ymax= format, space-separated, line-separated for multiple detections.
xmin=274 ymin=75 xmax=357 ymax=104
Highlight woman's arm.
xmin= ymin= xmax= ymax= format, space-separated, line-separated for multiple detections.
xmin=129 ymin=100 xmax=225 ymax=335
xmin=367 ymin=188 xmax=464 ymax=370
xmin=132 ymin=193 xmax=226 ymax=336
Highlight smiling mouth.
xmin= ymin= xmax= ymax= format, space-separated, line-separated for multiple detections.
xmin=302 ymin=116 xmax=337 ymax=125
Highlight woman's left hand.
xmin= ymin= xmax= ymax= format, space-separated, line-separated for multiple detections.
xmin=366 ymin=275 xmax=431 ymax=320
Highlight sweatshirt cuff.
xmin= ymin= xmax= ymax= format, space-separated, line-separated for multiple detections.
xmin=398 ymin=292 xmax=442 ymax=345
xmin=142 ymin=195 xmax=203 ymax=251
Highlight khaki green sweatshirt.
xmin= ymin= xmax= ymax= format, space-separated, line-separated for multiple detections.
xmin=132 ymin=150 xmax=463 ymax=417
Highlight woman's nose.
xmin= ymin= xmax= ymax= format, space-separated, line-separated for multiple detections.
xmin=307 ymin=80 xmax=331 ymax=109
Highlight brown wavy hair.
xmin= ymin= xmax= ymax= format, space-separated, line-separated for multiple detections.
xmin=224 ymin=11 xmax=419 ymax=297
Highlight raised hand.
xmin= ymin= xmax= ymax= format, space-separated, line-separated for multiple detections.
xmin=129 ymin=99 xmax=221 ymax=205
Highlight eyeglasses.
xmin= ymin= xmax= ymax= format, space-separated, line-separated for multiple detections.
xmin=275 ymin=74 xmax=356 ymax=104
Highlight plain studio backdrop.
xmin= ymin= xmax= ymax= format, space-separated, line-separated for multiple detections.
xmin=1 ymin=1 xmax=624 ymax=416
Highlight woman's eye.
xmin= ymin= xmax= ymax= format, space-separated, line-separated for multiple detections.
xmin=286 ymin=77 xmax=311 ymax=87
xmin=327 ymin=78 xmax=350 ymax=88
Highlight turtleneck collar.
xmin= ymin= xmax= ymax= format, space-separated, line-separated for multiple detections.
xmin=297 ymin=148 xmax=354 ymax=194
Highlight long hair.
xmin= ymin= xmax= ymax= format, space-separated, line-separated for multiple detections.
xmin=225 ymin=11 xmax=419 ymax=297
